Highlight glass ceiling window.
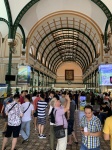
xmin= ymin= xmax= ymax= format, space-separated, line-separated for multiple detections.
xmin=53 ymin=29 xmax=78 ymax=50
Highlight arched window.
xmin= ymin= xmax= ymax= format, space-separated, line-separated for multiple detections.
xmin=42 ymin=57 xmax=45 ymax=64
xmin=38 ymin=52 xmax=41 ymax=60
xmin=46 ymin=61 xmax=48 ymax=67
xmin=29 ymin=45 xmax=34 ymax=55
xmin=49 ymin=64 xmax=51 ymax=69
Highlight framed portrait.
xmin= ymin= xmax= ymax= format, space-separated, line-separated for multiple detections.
xmin=65 ymin=70 xmax=74 ymax=80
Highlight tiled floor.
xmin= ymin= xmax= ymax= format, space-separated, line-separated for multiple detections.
xmin=0 ymin=110 xmax=110 ymax=150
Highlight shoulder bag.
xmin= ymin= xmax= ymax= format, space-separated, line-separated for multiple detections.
xmin=23 ymin=103 xmax=31 ymax=113
xmin=8 ymin=103 xmax=17 ymax=113
xmin=53 ymin=110 xmax=65 ymax=139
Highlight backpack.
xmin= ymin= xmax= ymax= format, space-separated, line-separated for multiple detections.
xmin=49 ymin=108 xmax=55 ymax=123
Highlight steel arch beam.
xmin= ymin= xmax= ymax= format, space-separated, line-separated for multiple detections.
xmin=5 ymin=0 xmax=111 ymax=44
xmin=91 ymin=0 xmax=112 ymax=21
xmin=91 ymin=0 xmax=112 ymax=44
xmin=41 ymin=35 xmax=78 ymax=61
xmin=4 ymin=0 xmax=13 ymax=38
xmin=13 ymin=0 xmax=40 ymax=38
xmin=53 ymin=55 xmax=86 ymax=73
xmin=0 ymin=17 xmax=9 ymax=26
xmin=0 ymin=17 xmax=26 ymax=49
xmin=51 ymin=52 xmax=88 ymax=73
xmin=53 ymin=55 xmax=85 ymax=73
xmin=18 ymin=24 xmax=26 ymax=49
xmin=55 ymin=59 xmax=83 ymax=73
xmin=54 ymin=57 xmax=83 ymax=73
xmin=50 ymin=49 xmax=88 ymax=72
xmin=41 ymin=37 xmax=93 ymax=63
xmin=4 ymin=0 xmax=112 ymax=39
xmin=36 ymin=28 xmax=96 ymax=58
xmin=45 ymin=44 xmax=91 ymax=68
xmin=104 ymin=20 xmax=109 ymax=46
xmin=4 ymin=0 xmax=13 ymax=25
xmin=55 ymin=59 xmax=84 ymax=73
xmin=51 ymin=53 xmax=86 ymax=73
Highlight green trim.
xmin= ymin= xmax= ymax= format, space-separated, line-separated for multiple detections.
xmin=36 ymin=28 xmax=96 ymax=58
xmin=54 ymin=55 xmax=86 ymax=73
xmin=51 ymin=53 xmax=86 ymax=73
xmin=18 ymin=24 xmax=26 ymax=48
xmin=4 ymin=0 xmax=13 ymax=38
xmin=13 ymin=0 xmax=40 ymax=38
xmin=44 ymin=44 xmax=92 ymax=67
xmin=0 ymin=17 xmax=9 ymax=26
xmin=110 ymin=21 xmax=112 ymax=33
xmin=6 ymin=45 xmax=12 ymax=94
xmin=6 ymin=0 xmax=112 ymax=46
xmin=91 ymin=0 xmax=112 ymax=21
xmin=91 ymin=0 xmax=112 ymax=38
xmin=48 ymin=49 xmax=88 ymax=72
xmin=41 ymin=38 xmax=93 ymax=64
xmin=4 ymin=0 xmax=13 ymax=94
xmin=4 ymin=0 xmax=13 ymax=25
xmin=0 ymin=18 xmax=26 ymax=48
xmin=54 ymin=56 xmax=85 ymax=73
xmin=104 ymin=20 xmax=109 ymax=45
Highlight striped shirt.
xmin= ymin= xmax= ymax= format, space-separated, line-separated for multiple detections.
xmin=37 ymin=100 xmax=47 ymax=118
xmin=80 ymin=115 xmax=101 ymax=149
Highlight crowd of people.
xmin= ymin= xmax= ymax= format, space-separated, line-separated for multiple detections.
xmin=0 ymin=89 xmax=112 ymax=150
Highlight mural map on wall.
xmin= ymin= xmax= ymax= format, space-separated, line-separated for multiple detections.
xmin=99 ymin=64 xmax=112 ymax=86
xmin=18 ymin=66 xmax=31 ymax=84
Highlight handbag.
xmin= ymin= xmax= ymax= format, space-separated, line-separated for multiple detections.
xmin=54 ymin=110 xmax=65 ymax=139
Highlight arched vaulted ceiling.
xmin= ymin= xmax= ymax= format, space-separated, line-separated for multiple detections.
xmin=0 ymin=0 xmax=112 ymax=76
xmin=27 ymin=11 xmax=103 ymax=74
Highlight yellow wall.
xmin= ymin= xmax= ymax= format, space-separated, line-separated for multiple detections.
xmin=55 ymin=62 xmax=84 ymax=88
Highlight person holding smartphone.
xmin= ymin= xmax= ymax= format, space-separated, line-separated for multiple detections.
xmin=80 ymin=105 xmax=102 ymax=150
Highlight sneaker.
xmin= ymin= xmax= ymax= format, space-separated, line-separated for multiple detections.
xmin=39 ymin=134 xmax=46 ymax=139
xmin=42 ymin=134 xmax=46 ymax=138
xmin=39 ymin=135 xmax=43 ymax=139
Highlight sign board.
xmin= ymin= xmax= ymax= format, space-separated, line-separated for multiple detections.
xmin=18 ymin=66 xmax=31 ymax=84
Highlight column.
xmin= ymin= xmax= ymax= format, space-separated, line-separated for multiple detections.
xmin=45 ymin=75 xmax=47 ymax=88
xmin=41 ymin=73 xmax=44 ymax=91
xmin=7 ymin=43 xmax=13 ymax=94
xmin=37 ymin=71 xmax=40 ymax=92
xmin=31 ymin=68 xmax=34 ymax=93
xmin=92 ymin=72 xmax=94 ymax=90
xmin=95 ymin=70 xmax=97 ymax=88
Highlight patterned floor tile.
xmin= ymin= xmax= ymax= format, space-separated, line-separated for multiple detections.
xmin=0 ymin=110 xmax=110 ymax=150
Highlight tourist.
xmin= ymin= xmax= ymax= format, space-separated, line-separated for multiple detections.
xmin=2 ymin=94 xmax=23 ymax=150
xmin=80 ymin=105 xmax=102 ymax=150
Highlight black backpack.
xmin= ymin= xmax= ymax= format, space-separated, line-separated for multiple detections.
xmin=49 ymin=108 xmax=55 ymax=123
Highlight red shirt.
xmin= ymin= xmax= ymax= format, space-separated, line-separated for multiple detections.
xmin=33 ymin=97 xmax=40 ymax=111
xmin=19 ymin=96 xmax=25 ymax=104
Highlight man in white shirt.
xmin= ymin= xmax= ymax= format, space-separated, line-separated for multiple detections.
xmin=2 ymin=94 xmax=23 ymax=150
xmin=20 ymin=94 xmax=34 ymax=143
